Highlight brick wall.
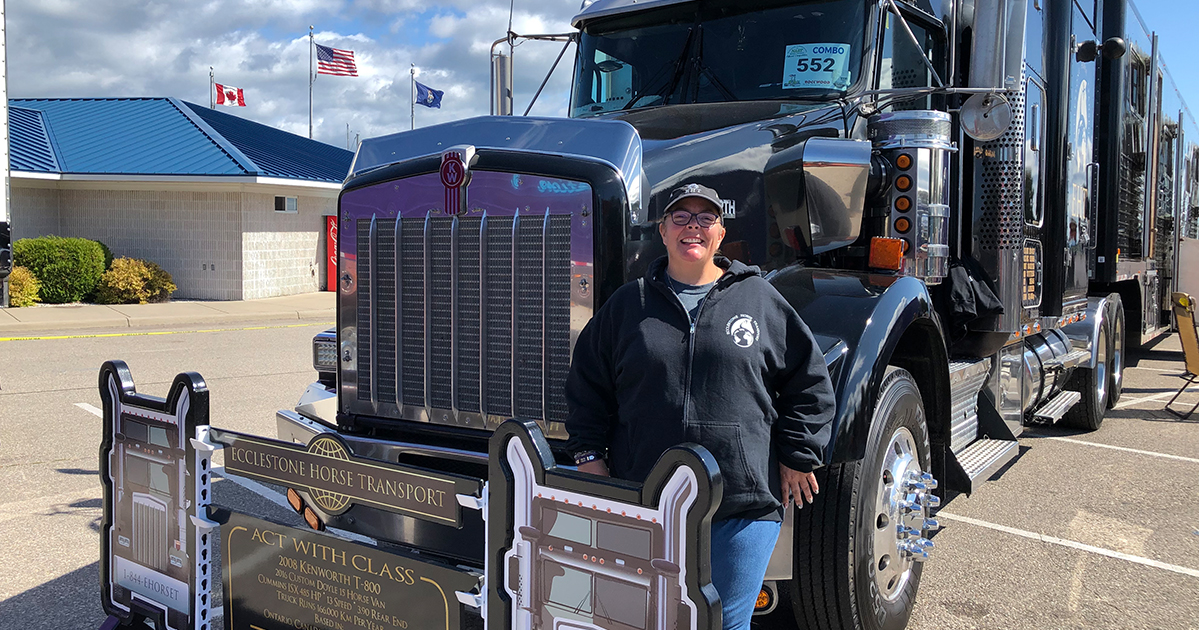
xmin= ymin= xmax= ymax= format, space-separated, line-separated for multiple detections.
xmin=241 ymin=192 xmax=336 ymax=299
xmin=56 ymin=189 xmax=244 ymax=300
xmin=10 ymin=182 xmax=337 ymax=301
xmin=11 ymin=185 xmax=63 ymax=240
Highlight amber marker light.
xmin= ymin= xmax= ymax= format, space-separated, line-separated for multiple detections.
xmin=869 ymin=237 xmax=905 ymax=271
xmin=894 ymin=196 xmax=912 ymax=212
xmin=286 ymin=488 xmax=304 ymax=513
xmin=894 ymin=217 xmax=911 ymax=233
xmin=895 ymin=153 xmax=913 ymax=170
xmin=755 ymin=588 xmax=772 ymax=612
xmin=303 ymin=507 xmax=325 ymax=531
xmin=895 ymin=175 xmax=913 ymax=191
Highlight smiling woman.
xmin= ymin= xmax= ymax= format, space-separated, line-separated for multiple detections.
xmin=565 ymin=183 xmax=837 ymax=630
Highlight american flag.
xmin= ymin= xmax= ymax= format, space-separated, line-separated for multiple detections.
xmin=316 ymin=43 xmax=357 ymax=77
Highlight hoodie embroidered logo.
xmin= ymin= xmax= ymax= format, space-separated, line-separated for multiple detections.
xmin=726 ymin=314 xmax=760 ymax=348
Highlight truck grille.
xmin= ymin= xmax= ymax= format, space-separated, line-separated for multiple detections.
xmin=132 ymin=493 xmax=168 ymax=572
xmin=355 ymin=212 xmax=574 ymax=427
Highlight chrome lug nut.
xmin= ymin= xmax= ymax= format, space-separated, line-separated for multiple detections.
xmin=923 ymin=518 xmax=940 ymax=531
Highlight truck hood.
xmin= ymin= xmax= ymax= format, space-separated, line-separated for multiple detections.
xmin=606 ymin=101 xmax=848 ymax=224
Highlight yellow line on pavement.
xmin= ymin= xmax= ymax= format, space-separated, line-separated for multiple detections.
xmin=0 ymin=321 xmax=335 ymax=342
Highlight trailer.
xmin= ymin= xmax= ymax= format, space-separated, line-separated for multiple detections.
xmin=96 ymin=1 xmax=1199 ymax=630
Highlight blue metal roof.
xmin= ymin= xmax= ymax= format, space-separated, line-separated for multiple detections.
xmin=7 ymin=97 xmax=352 ymax=182
xmin=184 ymin=102 xmax=352 ymax=182
xmin=9 ymin=107 xmax=60 ymax=172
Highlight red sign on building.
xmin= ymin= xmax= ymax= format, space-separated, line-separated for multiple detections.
xmin=325 ymin=216 xmax=337 ymax=292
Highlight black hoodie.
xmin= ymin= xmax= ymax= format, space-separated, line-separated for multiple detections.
xmin=565 ymin=256 xmax=836 ymax=521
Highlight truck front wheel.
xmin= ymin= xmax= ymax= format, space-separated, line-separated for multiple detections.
xmin=789 ymin=367 xmax=935 ymax=630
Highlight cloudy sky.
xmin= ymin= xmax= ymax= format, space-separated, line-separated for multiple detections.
xmin=7 ymin=0 xmax=584 ymax=148
xmin=6 ymin=0 xmax=1198 ymax=149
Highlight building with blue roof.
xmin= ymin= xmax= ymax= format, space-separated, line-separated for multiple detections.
xmin=9 ymin=97 xmax=354 ymax=300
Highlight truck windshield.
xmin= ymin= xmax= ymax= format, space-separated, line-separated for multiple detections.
xmin=571 ymin=0 xmax=869 ymax=117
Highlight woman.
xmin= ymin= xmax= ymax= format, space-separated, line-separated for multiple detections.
xmin=566 ymin=183 xmax=836 ymax=630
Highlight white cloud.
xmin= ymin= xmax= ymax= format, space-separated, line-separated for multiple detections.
xmin=8 ymin=0 xmax=584 ymax=148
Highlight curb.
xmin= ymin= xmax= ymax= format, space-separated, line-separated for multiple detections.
xmin=0 ymin=309 xmax=336 ymax=337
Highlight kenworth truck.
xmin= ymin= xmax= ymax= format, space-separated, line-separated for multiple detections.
xmin=275 ymin=1 xmax=1198 ymax=629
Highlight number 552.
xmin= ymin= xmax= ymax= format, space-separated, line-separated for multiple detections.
xmin=796 ymin=58 xmax=835 ymax=72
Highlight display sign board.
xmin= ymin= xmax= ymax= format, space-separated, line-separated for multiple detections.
xmin=208 ymin=428 xmax=480 ymax=527
xmin=214 ymin=510 xmax=481 ymax=630
xmin=486 ymin=420 xmax=723 ymax=630
xmin=98 ymin=361 xmax=215 ymax=630
xmin=98 ymin=364 xmax=722 ymax=630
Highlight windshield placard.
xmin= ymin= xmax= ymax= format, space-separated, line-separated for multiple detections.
xmin=783 ymin=43 xmax=851 ymax=90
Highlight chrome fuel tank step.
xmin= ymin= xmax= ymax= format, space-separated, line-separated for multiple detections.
xmin=951 ymin=438 xmax=1020 ymax=491
xmin=948 ymin=359 xmax=992 ymax=454
xmin=1030 ymin=389 xmax=1082 ymax=424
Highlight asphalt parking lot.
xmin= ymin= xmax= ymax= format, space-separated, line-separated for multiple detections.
xmin=0 ymin=321 xmax=1194 ymax=630
xmin=904 ymin=334 xmax=1199 ymax=630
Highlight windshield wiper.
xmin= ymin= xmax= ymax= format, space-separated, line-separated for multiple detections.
xmin=624 ymin=26 xmax=695 ymax=110
xmin=698 ymin=65 xmax=738 ymax=101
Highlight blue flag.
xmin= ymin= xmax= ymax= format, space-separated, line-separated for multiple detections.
xmin=415 ymin=81 xmax=443 ymax=109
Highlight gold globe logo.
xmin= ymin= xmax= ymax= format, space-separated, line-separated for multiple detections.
xmin=306 ymin=435 xmax=352 ymax=513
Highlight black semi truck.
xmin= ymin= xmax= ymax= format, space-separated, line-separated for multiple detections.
xmin=274 ymin=1 xmax=1198 ymax=629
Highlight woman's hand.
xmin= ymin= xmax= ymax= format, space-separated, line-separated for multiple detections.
xmin=578 ymin=459 xmax=611 ymax=477
xmin=779 ymin=463 xmax=819 ymax=508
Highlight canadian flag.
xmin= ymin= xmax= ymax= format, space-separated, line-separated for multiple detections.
xmin=215 ymin=83 xmax=245 ymax=107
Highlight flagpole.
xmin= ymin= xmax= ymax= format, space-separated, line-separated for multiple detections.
xmin=209 ymin=67 xmax=214 ymax=109
xmin=410 ymin=64 xmax=415 ymax=131
xmin=309 ymin=26 xmax=314 ymax=139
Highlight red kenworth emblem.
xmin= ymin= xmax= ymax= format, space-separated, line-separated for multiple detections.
xmin=441 ymin=151 xmax=466 ymax=215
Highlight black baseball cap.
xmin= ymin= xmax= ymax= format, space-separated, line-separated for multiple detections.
xmin=663 ymin=183 xmax=723 ymax=217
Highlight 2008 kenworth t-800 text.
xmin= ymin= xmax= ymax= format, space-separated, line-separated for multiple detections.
xmin=97 ymin=2 xmax=1198 ymax=630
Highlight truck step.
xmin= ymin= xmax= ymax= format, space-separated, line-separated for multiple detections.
xmin=1042 ymin=349 xmax=1090 ymax=372
xmin=948 ymin=359 xmax=992 ymax=454
xmin=1030 ymin=389 xmax=1082 ymax=424
xmin=947 ymin=438 xmax=1020 ymax=494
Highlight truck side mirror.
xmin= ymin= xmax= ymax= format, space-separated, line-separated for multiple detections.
xmin=1075 ymin=40 xmax=1098 ymax=63
xmin=1102 ymin=37 xmax=1127 ymax=60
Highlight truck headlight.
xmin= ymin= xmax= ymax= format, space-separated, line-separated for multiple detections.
xmin=313 ymin=337 xmax=338 ymax=372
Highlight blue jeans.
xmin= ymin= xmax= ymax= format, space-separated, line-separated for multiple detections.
xmin=710 ymin=518 xmax=782 ymax=630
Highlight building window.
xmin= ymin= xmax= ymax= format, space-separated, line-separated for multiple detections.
xmin=275 ymin=196 xmax=298 ymax=213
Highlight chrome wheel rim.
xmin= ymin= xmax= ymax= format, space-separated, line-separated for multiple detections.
xmin=1110 ymin=312 xmax=1124 ymax=394
xmin=1095 ymin=327 xmax=1108 ymax=406
xmin=872 ymin=426 xmax=924 ymax=602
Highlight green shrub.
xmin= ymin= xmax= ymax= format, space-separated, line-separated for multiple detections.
xmin=94 ymin=240 xmax=115 ymax=270
xmin=94 ymin=258 xmax=177 ymax=304
xmin=7 ymin=266 xmax=41 ymax=307
xmin=13 ymin=236 xmax=106 ymax=303
xmin=143 ymin=260 xmax=177 ymax=303
xmin=94 ymin=258 xmax=152 ymax=304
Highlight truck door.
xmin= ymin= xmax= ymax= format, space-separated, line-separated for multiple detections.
xmin=1044 ymin=0 xmax=1097 ymax=316
xmin=1061 ymin=1 xmax=1097 ymax=311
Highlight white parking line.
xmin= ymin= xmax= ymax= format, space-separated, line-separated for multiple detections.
xmin=1042 ymin=436 xmax=1199 ymax=463
xmin=75 ymin=402 xmax=103 ymax=418
xmin=1113 ymin=387 xmax=1197 ymax=410
xmin=937 ymin=511 xmax=1200 ymax=578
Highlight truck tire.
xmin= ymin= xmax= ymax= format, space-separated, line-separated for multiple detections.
xmin=789 ymin=367 xmax=932 ymax=630
xmin=1106 ymin=294 xmax=1124 ymax=408
xmin=1062 ymin=321 xmax=1108 ymax=431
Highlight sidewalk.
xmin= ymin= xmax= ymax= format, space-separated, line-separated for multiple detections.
xmin=0 ymin=291 xmax=335 ymax=335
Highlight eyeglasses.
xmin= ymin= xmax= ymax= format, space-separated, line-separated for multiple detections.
xmin=667 ymin=210 xmax=721 ymax=228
